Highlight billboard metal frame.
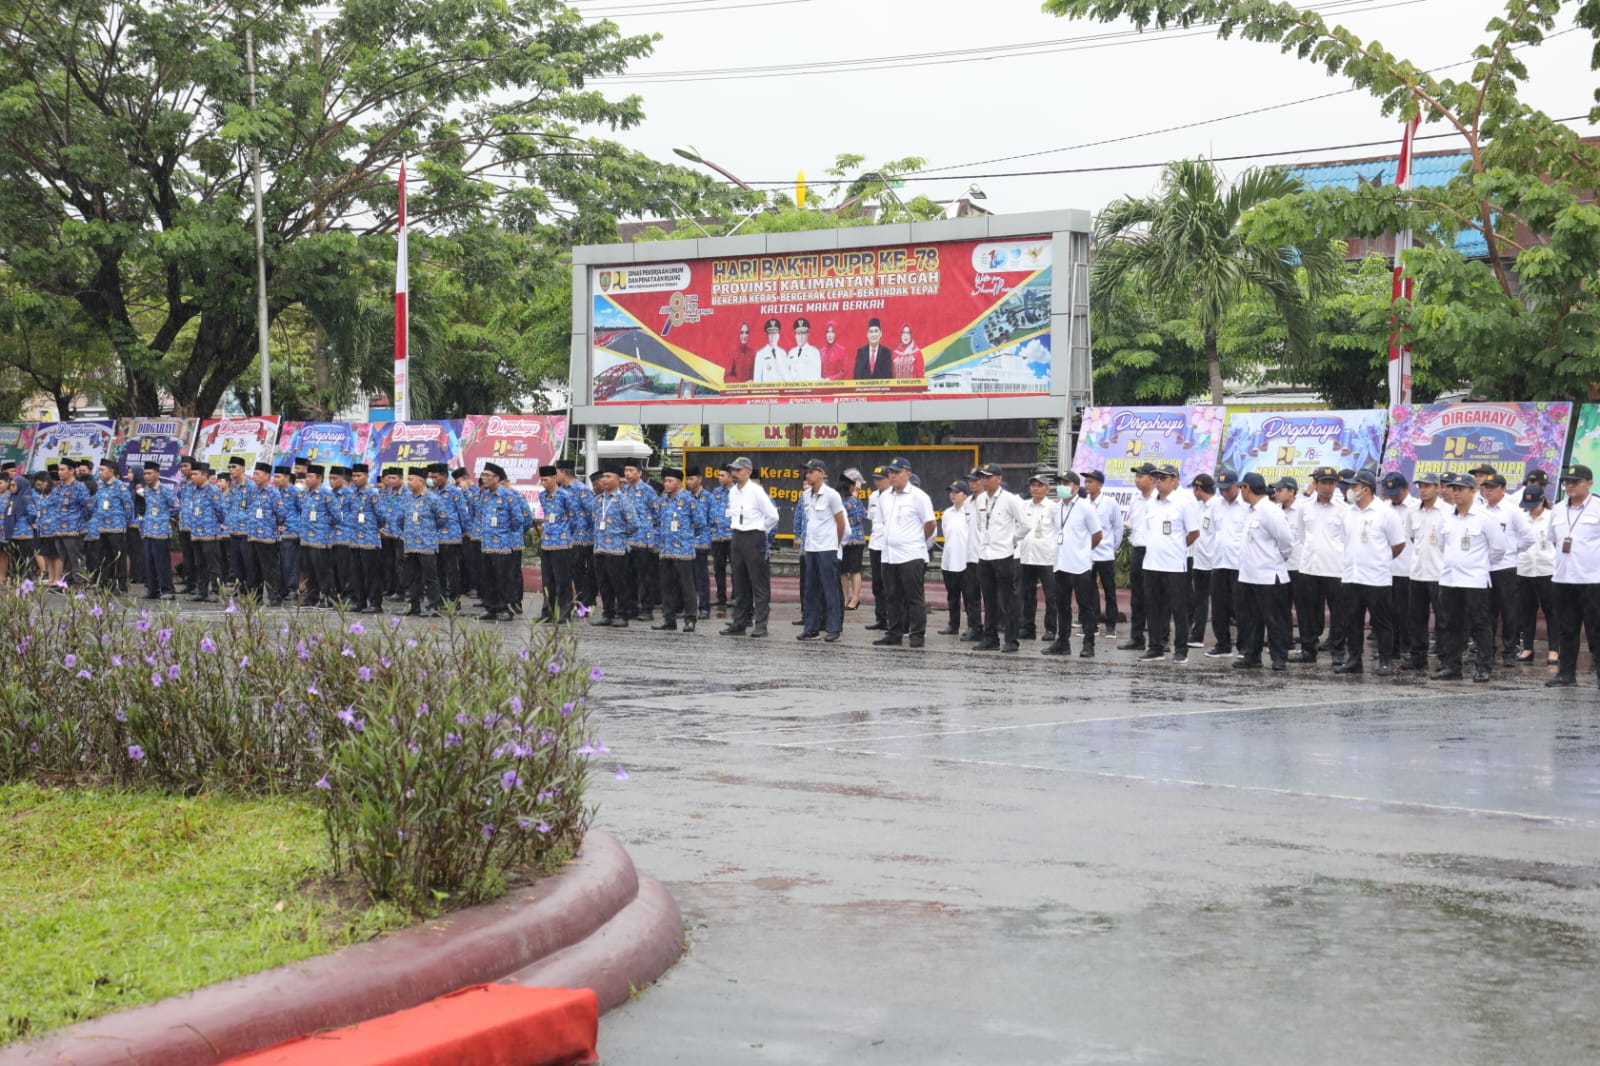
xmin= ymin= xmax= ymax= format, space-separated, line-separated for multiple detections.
xmin=569 ymin=210 xmax=1093 ymax=466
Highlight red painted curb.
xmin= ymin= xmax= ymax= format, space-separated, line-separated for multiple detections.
xmin=505 ymin=874 xmax=684 ymax=1013
xmin=1 ymin=832 xmax=671 ymax=1066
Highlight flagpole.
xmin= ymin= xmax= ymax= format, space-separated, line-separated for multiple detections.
xmin=1387 ymin=116 xmax=1420 ymax=409
xmin=394 ymin=160 xmax=409 ymax=421
xmin=246 ymin=28 xmax=271 ymax=415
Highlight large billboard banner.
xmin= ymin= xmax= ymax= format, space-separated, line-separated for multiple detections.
xmin=459 ymin=414 xmax=568 ymax=508
xmin=722 ymin=423 xmax=850 ymax=448
xmin=194 ymin=416 xmax=282 ymax=473
xmin=1218 ymin=410 xmax=1387 ymax=484
xmin=275 ymin=421 xmax=372 ymax=470
xmin=366 ymin=420 xmax=465 ymax=470
xmin=1569 ymin=404 xmax=1600 ymax=476
xmin=0 ymin=423 xmax=37 ymax=468
xmin=590 ymin=236 xmax=1053 ymax=405
xmin=27 ymin=420 xmax=116 ymax=472
xmin=110 ymin=418 xmax=199 ymax=485
xmin=1071 ymin=406 xmax=1226 ymax=503
xmin=1382 ymin=403 xmax=1571 ymax=486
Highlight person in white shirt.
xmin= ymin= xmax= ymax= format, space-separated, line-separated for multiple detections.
xmin=796 ymin=458 xmax=847 ymax=642
xmin=1437 ymin=473 xmax=1508 ymax=682
xmin=1206 ymin=468 xmax=1250 ymax=657
xmin=1404 ymin=472 xmax=1449 ymax=672
xmin=971 ymin=463 xmax=1029 ymax=652
xmin=864 ymin=467 xmax=891 ymax=632
xmin=1546 ymin=463 xmax=1600 ymax=688
xmin=1233 ymin=471 xmax=1294 ymax=670
xmin=1335 ymin=470 xmax=1407 ymax=676
xmin=1481 ymin=472 xmax=1536 ymax=666
xmin=1083 ymin=470 xmax=1123 ymax=637
xmin=1139 ymin=464 xmax=1201 ymax=663
xmin=786 ymin=317 xmax=822 ymax=381
xmin=1379 ymin=472 xmax=1420 ymax=663
xmin=937 ymin=480 xmax=981 ymax=639
xmin=1017 ymin=471 xmax=1060 ymax=642
xmin=874 ymin=457 xmax=936 ymax=648
xmin=1186 ymin=473 xmax=1217 ymax=651
xmin=1290 ymin=466 xmax=1348 ymax=664
xmin=1043 ymin=470 xmax=1103 ymax=658
xmin=1272 ymin=475 xmax=1306 ymax=595
xmin=719 ymin=456 xmax=780 ymax=638
xmin=1117 ymin=463 xmax=1158 ymax=651
xmin=752 ymin=319 xmax=789 ymax=384
xmin=1516 ymin=484 xmax=1558 ymax=666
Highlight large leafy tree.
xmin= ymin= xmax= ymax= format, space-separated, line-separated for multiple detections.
xmin=1049 ymin=0 xmax=1600 ymax=402
xmin=0 ymin=0 xmax=722 ymax=416
xmin=1092 ymin=158 xmax=1343 ymax=405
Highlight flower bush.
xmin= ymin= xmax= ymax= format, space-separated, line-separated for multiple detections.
xmin=0 ymin=583 xmax=599 ymax=908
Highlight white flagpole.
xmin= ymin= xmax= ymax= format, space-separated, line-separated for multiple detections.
xmin=394 ymin=160 xmax=410 ymax=421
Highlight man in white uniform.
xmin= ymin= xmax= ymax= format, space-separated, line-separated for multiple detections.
xmin=1044 ymin=470 xmax=1102 ymax=658
xmin=1206 ymin=468 xmax=1250 ymax=657
xmin=1117 ymin=463 xmax=1158 ymax=651
xmin=1546 ymin=464 xmax=1600 ymax=687
xmin=1481 ymin=472 xmax=1535 ymax=666
xmin=1290 ymin=465 xmax=1347 ymax=664
xmin=1379 ymin=472 xmax=1419 ymax=663
xmin=874 ymin=457 xmax=936 ymax=648
xmin=752 ymin=318 xmax=790 ymax=384
xmin=1334 ymin=470 xmax=1406 ymax=676
xmin=1404 ymin=472 xmax=1448 ymax=672
xmin=796 ymin=458 xmax=846 ymax=642
xmin=972 ymin=463 xmax=1028 ymax=653
xmin=937 ymin=480 xmax=980 ymax=638
xmin=1234 ymin=472 xmax=1294 ymax=670
xmin=1017 ymin=470 xmax=1059 ymax=642
xmin=1437 ymin=473 xmax=1508 ymax=682
xmin=1139 ymin=464 xmax=1200 ymax=663
xmin=785 ymin=317 xmax=822 ymax=381
xmin=1084 ymin=471 xmax=1122 ymax=637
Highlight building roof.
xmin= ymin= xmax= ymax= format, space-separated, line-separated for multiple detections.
xmin=1283 ymin=150 xmax=1486 ymax=258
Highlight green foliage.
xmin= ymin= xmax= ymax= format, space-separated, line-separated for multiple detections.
xmin=1051 ymin=0 xmax=1600 ymax=402
xmin=0 ymin=586 xmax=597 ymax=907
xmin=0 ymin=782 xmax=409 ymax=1041
xmin=0 ymin=271 xmax=119 ymax=419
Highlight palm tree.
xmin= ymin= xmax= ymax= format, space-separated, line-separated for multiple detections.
xmin=1092 ymin=158 xmax=1343 ymax=405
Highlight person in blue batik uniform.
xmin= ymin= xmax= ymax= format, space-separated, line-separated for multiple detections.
xmin=557 ymin=461 xmax=596 ymax=610
xmin=535 ymin=465 xmax=579 ymax=624
xmin=90 ymin=458 xmax=134 ymax=593
xmin=476 ymin=462 xmax=531 ymax=622
xmin=709 ymin=467 xmax=734 ymax=607
xmin=652 ymin=467 xmax=707 ymax=632
xmin=686 ymin=470 xmax=713 ymax=619
xmin=242 ymin=462 xmax=286 ymax=605
xmin=273 ymin=466 xmax=302 ymax=602
xmin=224 ymin=456 xmax=253 ymax=593
xmin=588 ymin=465 xmax=640 ymax=626
xmin=345 ymin=463 xmax=385 ymax=613
xmin=299 ymin=464 xmax=343 ymax=608
xmin=376 ymin=467 xmax=405 ymax=602
xmin=136 ymin=462 xmax=178 ymax=598
xmin=51 ymin=462 xmax=91 ymax=587
xmin=427 ymin=462 xmax=466 ymax=607
xmin=185 ymin=464 xmax=228 ymax=602
xmin=398 ymin=467 xmax=450 ymax=616
xmin=621 ymin=459 xmax=659 ymax=620
xmin=457 ymin=467 xmax=483 ymax=600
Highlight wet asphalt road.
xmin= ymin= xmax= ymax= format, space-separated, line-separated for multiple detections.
xmin=578 ymin=603 xmax=1600 ymax=1065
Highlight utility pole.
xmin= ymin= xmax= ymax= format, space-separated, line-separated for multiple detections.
xmin=246 ymin=27 xmax=271 ymax=415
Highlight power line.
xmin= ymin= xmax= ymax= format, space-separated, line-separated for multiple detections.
xmin=580 ymin=0 xmax=812 ymax=17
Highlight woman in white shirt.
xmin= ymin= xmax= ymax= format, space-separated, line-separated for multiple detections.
xmin=1516 ymin=486 xmax=1559 ymax=664
xmin=937 ymin=481 xmax=980 ymax=637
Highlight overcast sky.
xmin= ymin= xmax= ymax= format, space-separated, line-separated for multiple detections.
xmin=576 ymin=0 xmax=1599 ymax=217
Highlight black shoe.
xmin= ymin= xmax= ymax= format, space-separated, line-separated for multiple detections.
xmin=792 ymin=618 xmax=806 ymax=626
xmin=1137 ymin=648 xmax=1164 ymax=661
xmin=1375 ymin=660 xmax=1395 ymax=678
xmin=713 ymin=599 xmax=728 ymax=608
xmin=268 ymin=599 xmax=284 ymax=608
xmin=1042 ymin=642 xmax=1069 ymax=656
xmin=590 ymin=617 xmax=613 ymax=627
xmin=141 ymin=593 xmax=160 ymax=600
xmin=1001 ymin=643 xmax=1020 ymax=653
xmin=1404 ymin=657 xmax=1428 ymax=672
xmin=1171 ymin=652 xmax=1187 ymax=663
xmin=909 ymin=636 xmax=925 ymax=648
xmin=682 ymin=620 xmax=696 ymax=633
xmin=1430 ymin=667 xmax=1462 ymax=680
xmin=720 ymin=625 xmax=747 ymax=636
xmin=698 ymin=608 xmax=710 ymax=619
xmin=797 ymin=631 xmax=820 ymax=640
xmin=651 ymin=621 xmax=677 ymax=631
xmin=1116 ymin=639 xmax=1146 ymax=651
xmin=1473 ymin=670 xmax=1491 ymax=683
xmin=864 ymin=622 xmax=887 ymax=631
xmin=1287 ymin=650 xmax=1317 ymax=664
xmin=824 ymin=632 xmax=840 ymax=642
xmin=1078 ymin=644 xmax=1095 ymax=658
xmin=975 ymin=640 xmax=1000 ymax=651
xmin=362 ymin=605 xmax=382 ymax=614
xmin=1232 ymin=658 xmax=1262 ymax=670
xmin=872 ymin=636 xmax=902 ymax=647
xmin=1270 ymin=660 xmax=1288 ymax=671
xmin=1104 ymin=625 xmax=1117 ymax=637
xmin=750 ymin=626 xmax=767 ymax=638
xmin=1042 ymin=630 xmax=1056 ymax=643
xmin=1546 ymin=675 xmax=1578 ymax=688
xmin=1501 ymin=653 xmax=1519 ymax=668
xmin=612 ymin=618 xmax=629 ymax=627
xmin=636 ymin=610 xmax=654 ymax=622
xmin=936 ymin=626 xmax=960 ymax=636
xmin=1333 ymin=659 xmax=1363 ymax=675
xmin=478 ymin=612 xmax=502 ymax=623
xmin=1205 ymin=645 xmax=1233 ymax=658
xmin=959 ymin=630 xmax=980 ymax=642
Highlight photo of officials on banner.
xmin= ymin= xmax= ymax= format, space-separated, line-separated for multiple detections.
xmin=588 ymin=236 xmax=1054 ymax=405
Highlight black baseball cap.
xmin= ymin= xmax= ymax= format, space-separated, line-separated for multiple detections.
xmin=1561 ymin=464 xmax=1593 ymax=482
xmin=1271 ymin=476 xmax=1298 ymax=493
xmin=1380 ymin=472 xmax=1409 ymax=494
xmin=1214 ymin=468 xmax=1240 ymax=489
xmin=1525 ymin=469 xmax=1549 ymax=485
xmin=1154 ymin=463 xmax=1180 ymax=479
xmin=1521 ymin=485 xmax=1547 ymax=509
xmin=1413 ymin=471 xmax=1441 ymax=486
xmin=1190 ymin=473 xmax=1216 ymax=492
xmin=1310 ymin=466 xmax=1339 ymax=482
xmin=1082 ymin=470 xmax=1105 ymax=484
xmin=1131 ymin=462 xmax=1158 ymax=476
xmin=1469 ymin=463 xmax=1497 ymax=476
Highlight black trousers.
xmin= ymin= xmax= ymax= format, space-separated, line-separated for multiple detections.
xmin=177 ymin=529 xmax=195 ymax=589
xmin=500 ymin=551 xmax=523 ymax=613
xmin=1295 ymin=573 xmax=1343 ymax=653
xmin=1236 ymin=579 xmax=1291 ymax=664
xmin=943 ymin=567 xmax=981 ymax=632
xmin=481 ymin=549 xmax=509 ymax=614
xmin=1210 ymin=567 xmax=1239 ymax=650
xmin=331 ymin=544 xmax=353 ymax=599
xmin=438 ymin=542 xmax=462 ymax=604
xmin=230 ymin=535 xmax=254 ymax=593
xmin=1390 ymin=575 xmax=1412 ymax=658
xmin=1144 ymin=567 xmax=1189 ymax=654
xmin=662 ymin=555 xmax=698 ymax=623
xmin=192 ymin=537 xmax=222 ymax=599
xmin=351 ymin=546 xmax=382 ymax=609
xmin=542 ymin=548 xmax=573 ymax=620
xmin=627 ymin=546 xmax=654 ymax=615
xmin=125 ymin=525 xmax=143 ymax=585
xmin=302 ymin=544 xmax=335 ymax=606
xmin=977 ymin=556 xmax=1020 ymax=646
xmin=572 ymin=545 xmax=596 ymax=607
xmin=250 ymin=540 xmax=283 ymax=603
xmin=91 ymin=531 xmax=128 ymax=592
xmin=1553 ymin=581 xmax=1600 ymax=679
xmin=1489 ymin=567 xmax=1520 ymax=655
xmin=1438 ymin=584 xmax=1493 ymax=673
xmin=710 ymin=540 xmax=731 ymax=604
xmin=280 ymin=539 xmax=301 ymax=600
xmin=462 ymin=537 xmax=482 ymax=595
xmin=1092 ymin=559 xmax=1118 ymax=630
xmin=869 ymin=548 xmax=886 ymax=625
xmin=729 ymin=529 xmax=770 ymax=629
xmin=1019 ymin=562 xmax=1057 ymax=637
xmin=694 ymin=548 xmax=711 ymax=612
xmin=405 ymin=551 xmax=442 ymax=610
xmin=595 ymin=552 xmax=631 ymax=620
xmin=800 ymin=550 xmax=842 ymax=635
xmin=1127 ymin=546 xmax=1148 ymax=640
xmin=883 ymin=558 xmax=927 ymax=640
xmin=142 ymin=537 xmax=174 ymax=596
xmin=1188 ymin=563 xmax=1211 ymax=645
xmin=1340 ymin=582 xmax=1394 ymax=663
xmin=1408 ymin=578 xmax=1440 ymax=662
xmin=1053 ymin=568 xmax=1098 ymax=647
xmin=57 ymin=534 xmax=85 ymax=586
xmin=382 ymin=537 xmax=404 ymax=595
xmin=1519 ymin=573 xmax=1557 ymax=654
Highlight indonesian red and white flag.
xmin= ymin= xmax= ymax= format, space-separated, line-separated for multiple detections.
xmin=1387 ymin=117 xmax=1420 ymax=409
xmin=394 ymin=159 xmax=410 ymax=421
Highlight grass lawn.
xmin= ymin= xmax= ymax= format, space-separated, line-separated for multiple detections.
xmin=0 ymin=782 xmax=411 ymax=1044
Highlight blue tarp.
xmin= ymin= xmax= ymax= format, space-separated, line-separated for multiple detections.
xmin=1284 ymin=152 xmax=1488 ymax=258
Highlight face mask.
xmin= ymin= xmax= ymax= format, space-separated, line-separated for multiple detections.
xmin=1054 ymin=485 xmax=1074 ymax=500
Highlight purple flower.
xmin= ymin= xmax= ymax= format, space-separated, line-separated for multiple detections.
xmin=200 ymin=636 xmax=216 ymax=653
xmin=483 ymin=711 xmax=502 ymax=729
xmin=444 ymin=732 xmax=462 ymax=748
xmin=407 ymin=742 xmax=420 ymax=756
xmin=576 ymin=741 xmax=597 ymax=756
xmin=351 ymin=717 xmax=365 ymax=733
xmin=455 ymin=712 xmax=471 ymax=726
xmin=74 ymin=590 xmax=85 ymax=600
xmin=238 ymin=656 xmax=250 ymax=669
xmin=307 ymin=682 xmax=319 ymax=697
xmin=536 ymin=821 xmax=551 ymax=834
xmin=509 ymin=695 xmax=523 ymax=714
xmin=337 ymin=707 xmax=355 ymax=725
xmin=224 ymin=599 xmax=238 ymax=614
xmin=389 ymin=616 xmax=402 ymax=629
xmin=28 ymin=742 xmax=39 ymax=754
xmin=19 ymin=579 xmax=34 ymax=594
xmin=574 ymin=601 xmax=590 ymax=618
xmin=111 ymin=654 xmax=124 ymax=667
xmin=560 ymin=701 xmax=575 ymax=717
xmin=135 ymin=618 xmax=151 ymax=632
xmin=589 ymin=667 xmax=605 ymax=682
xmin=314 ymin=776 xmax=330 ymax=790
xmin=150 ymin=671 xmax=163 ymax=688
xmin=166 ymin=664 xmax=180 ymax=681
xmin=381 ymin=656 xmax=392 ymax=669
xmin=76 ymin=669 xmax=92 ymax=679
xmin=90 ymin=605 xmax=103 ymax=618
xmin=127 ymin=744 xmax=144 ymax=761
xmin=614 ymin=765 xmax=629 ymax=781
xmin=63 ymin=654 xmax=77 ymax=668
xmin=481 ymin=823 xmax=497 ymax=840
xmin=358 ymin=667 xmax=373 ymax=682
xmin=348 ymin=622 xmax=365 ymax=635
xmin=405 ymin=638 xmax=417 ymax=648
xmin=596 ymin=740 xmax=610 ymax=754
xmin=143 ymin=654 xmax=157 ymax=666
xmin=500 ymin=770 xmax=520 ymax=791
xmin=547 ymin=662 xmax=561 ymax=676
xmin=340 ymin=645 xmax=354 ymax=658
xmin=157 ymin=628 xmax=172 ymax=647
xmin=115 ymin=711 xmax=127 ymax=722
xmin=15 ymin=639 xmax=30 ymax=654
xmin=417 ymin=702 xmax=429 ymax=717
xmin=296 ymin=642 xmax=311 ymax=661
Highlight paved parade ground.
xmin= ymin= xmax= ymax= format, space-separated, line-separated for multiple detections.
xmin=582 ymin=600 xmax=1600 ymax=1064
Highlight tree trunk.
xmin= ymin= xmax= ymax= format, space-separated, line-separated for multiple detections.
xmin=55 ymin=391 xmax=73 ymax=421
xmin=1205 ymin=328 xmax=1224 ymax=406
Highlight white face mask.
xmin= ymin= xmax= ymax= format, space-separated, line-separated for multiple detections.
xmin=1054 ymin=485 xmax=1075 ymax=500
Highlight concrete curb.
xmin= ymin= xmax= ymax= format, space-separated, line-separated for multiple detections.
xmin=1 ymin=831 xmax=681 ymax=1066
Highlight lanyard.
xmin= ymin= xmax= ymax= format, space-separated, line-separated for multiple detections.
xmin=1566 ymin=498 xmax=1589 ymax=538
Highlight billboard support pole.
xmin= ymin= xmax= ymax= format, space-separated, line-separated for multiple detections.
xmin=1057 ymin=415 xmax=1071 ymax=470
xmin=584 ymin=424 xmax=599 ymax=475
